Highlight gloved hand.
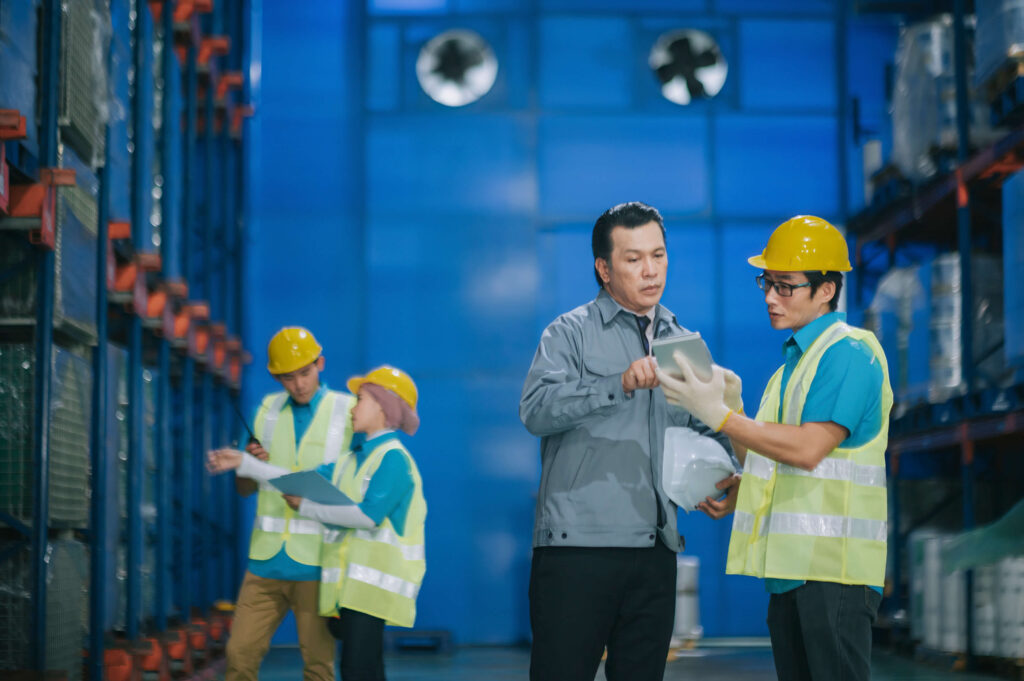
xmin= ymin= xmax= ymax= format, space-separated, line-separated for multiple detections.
xmin=722 ymin=367 xmax=744 ymax=414
xmin=655 ymin=350 xmax=733 ymax=432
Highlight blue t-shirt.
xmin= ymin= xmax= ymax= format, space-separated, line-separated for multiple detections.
xmin=316 ymin=431 xmax=414 ymax=534
xmin=249 ymin=385 xmax=328 ymax=581
xmin=763 ymin=312 xmax=885 ymax=596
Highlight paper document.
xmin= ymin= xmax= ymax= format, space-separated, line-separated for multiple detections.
xmin=651 ymin=331 xmax=714 ymax=382
xmin=268 ymin=470 xmax=355 ymax=506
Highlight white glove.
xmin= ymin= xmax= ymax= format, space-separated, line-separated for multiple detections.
xmin=723 ymin=367 xmax=744 ymax=414
xmin=655 ymin=350 xmax=734 ymax=432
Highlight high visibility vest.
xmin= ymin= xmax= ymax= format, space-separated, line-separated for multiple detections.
xmin=318 ymin=438 xmax=427 ymax=627
xmin=248 ymin=390 xmax=355 ymax=565
xmin=726 ymin=322 xmax=893 ymax=586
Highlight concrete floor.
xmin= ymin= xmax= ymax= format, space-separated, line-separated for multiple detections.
xmin=259 ymin=644 xmax=1008 ymax=680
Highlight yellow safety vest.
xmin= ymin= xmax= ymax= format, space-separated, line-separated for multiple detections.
xmin=248 ymin=390 xmax=355 ymax=565
xmin=726 ymin=321 xmax=893 ymax=585
xmin=318 ymin=438 xmax=427 ymax=627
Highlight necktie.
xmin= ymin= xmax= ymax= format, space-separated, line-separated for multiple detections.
xmin=634 ymin=314 xmax=651 ymax=355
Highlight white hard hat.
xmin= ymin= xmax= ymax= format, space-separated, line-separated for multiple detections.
xmin=662 ymin=427 xmax=736 ymax=512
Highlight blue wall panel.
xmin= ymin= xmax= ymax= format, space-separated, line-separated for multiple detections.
xmin=368 ymin=23 xmax=402 ymax=112
xmin=539 ymin=17 xmax=634 ymax=110
xmin=739 ymin=19 xmax=836 ymax=111
xmin=715 ymin=114 xmax=838 ymax=219
xmin=367 ymin=116 xmax=536 ymax=216
xmin=539 ymin=115 xmax=708 ymax=220
xmin=715 ymin=0 xmax=833 ymax=13
xmin=365 ymin=214 xmax=538 ymax=375
xmin=536 ymin=226 xmax=601 ymax=335
xmin=370 ymin=0 xmax=448 ymax=15
xmin=542 ymin=0 xmax=707 ymax=10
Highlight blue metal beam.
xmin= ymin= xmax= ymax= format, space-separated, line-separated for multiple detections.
xmin=180 ymin=356 xmax=195 ymax=622
xmin=200 ymin=370 xmax=214 ymax=609
xmin=952 ymin=2 xmax=974 ymax=663
xmin=31 ymin=0 xmax=62 ymax=669
xmin=89 ymin=11 xmax=116 ymax=676
xmin=126 ymin=0 xmax=153 ymax=642
xmin=161 ymin=0 xmax=181 ymax=284
xmin=156 ymin=339 xmax=171 ymax=630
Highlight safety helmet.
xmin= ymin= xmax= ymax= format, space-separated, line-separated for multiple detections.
xmin=266 ymin=327 xmax=323 ymax=375
xmin=347 ymin=366 xmax=418 ymax=410
xmin=748 ymin=215 xmax=852 ymax=273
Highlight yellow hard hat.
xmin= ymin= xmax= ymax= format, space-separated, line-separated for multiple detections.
xmin=347 ymin=366 xmax=418 ymax=410
xmin=748 ymin=215 xmax=852 ymax=273
xmin=266 ymin=327 xmax=323 ymax=375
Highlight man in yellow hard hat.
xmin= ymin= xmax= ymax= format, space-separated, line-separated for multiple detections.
xmin=223 ymin=326 xmax=356 ymax=681
xmin=654 ymin=216 xmax=893 ymax=681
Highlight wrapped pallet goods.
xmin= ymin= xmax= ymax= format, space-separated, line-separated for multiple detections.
xmin=975 ymin=0 xmax=1024 ymax=89
xmin=891 ymin=16 xmax=1000 ymax=184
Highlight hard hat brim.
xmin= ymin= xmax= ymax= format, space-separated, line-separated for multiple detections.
xmin=747 ymin=254 xmax=767 ymax=269
xmin=347 ymin=376 xmax=366 ymax=395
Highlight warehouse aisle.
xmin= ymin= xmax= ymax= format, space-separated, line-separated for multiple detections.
xmin=258 ymin=645 xmax=1006 ymax=680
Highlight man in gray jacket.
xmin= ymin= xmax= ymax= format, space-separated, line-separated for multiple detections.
xmin=520 ymin=201 xmax=733 ymax=681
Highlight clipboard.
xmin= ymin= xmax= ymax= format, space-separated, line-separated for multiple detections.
xmin=268 ymin=470 xmax=355 ymax=506
xmin=651 ymin=331 xmax=714 ymax=381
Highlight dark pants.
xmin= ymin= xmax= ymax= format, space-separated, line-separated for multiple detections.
xmin=327 ymin=608 xmax=386 ymax=681
xmin=767 ymin=581 xmax=882 ymax=681
xmin=529 ymin=544 xmax=676 ymax=681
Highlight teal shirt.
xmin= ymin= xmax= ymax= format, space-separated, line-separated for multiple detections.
xmin=315 ymin=431 xmax=414 ymax=534
xmin=763 ymin=312 xmax=885 ymax=595
xmin=249 ymin=385 xmax=328 ymax=581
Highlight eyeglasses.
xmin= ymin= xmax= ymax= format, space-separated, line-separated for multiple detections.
xmin=756 ymin=274 xmax=811 ymax=297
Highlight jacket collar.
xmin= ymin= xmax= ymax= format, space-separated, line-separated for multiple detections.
xmin=595 ymin=288 xmax=678 ymax=331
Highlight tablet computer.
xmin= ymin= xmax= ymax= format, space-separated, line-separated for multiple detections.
xmin=651 ymin=331 xmax=714 ymax=382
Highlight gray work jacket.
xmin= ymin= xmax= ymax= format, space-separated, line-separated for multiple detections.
xmin=520 ymin=289 xmax=733 ymax=551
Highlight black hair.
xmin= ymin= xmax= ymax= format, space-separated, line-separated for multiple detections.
xmin=591 ymin=201 xmax=665 ymax=287
xmin=804 ymin=271 xmax=844 ymax=311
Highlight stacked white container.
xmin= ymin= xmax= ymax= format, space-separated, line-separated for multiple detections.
xmin=909 ymin=528 xmax=944 ymax=642
xmin=973 ymin=563 xmax=999 ymax=655
xmin=672 ymin=555 xmax=703 ymax=645
xmin=928 ymin=253 xmax=1005 ymax=402
xmin=997 ymin=557 xmax=1024 ymax=657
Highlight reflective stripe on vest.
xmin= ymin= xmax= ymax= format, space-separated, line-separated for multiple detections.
xmin=255 ymin=516 xmax=326 ymax=536
xmin=323 ymin=395 xmax=350 ymax=465
xmin=261 ymin=393 xmax=289 ymax=445
xmin=726 ymin=322 xmax=892 ymax=585
xmin=744 ymin=456 xmax=885 ymax=488
xmin=354 ymin=527 xmax=426 ymax=562
xmin=734 ymin=510 xmax=887 ymax=542
xmin=319 ymin=563 xmax=422 ymax=601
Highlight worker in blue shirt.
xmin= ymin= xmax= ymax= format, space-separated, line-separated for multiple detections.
xmin=210 ymin=366 xmax=426 ymax=681
xmin=655 ymin=216 xmax=893 ymax=681
xmin=223 ymin=327 xmax=355 ymax=681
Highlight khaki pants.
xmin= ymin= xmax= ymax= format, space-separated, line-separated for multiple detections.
xmin=225 ymin=571 xmax=335 ymax=681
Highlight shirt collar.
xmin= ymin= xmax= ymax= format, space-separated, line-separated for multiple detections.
xmin=287 ymin=383 xmax=327 ymax=410
xmin=594 ymin=288 xmax=676 ymax=330
xmin=785 ymin=311 xmax=845 ymax=355
xmin=362 ymin=429 xmax=397 ymax=450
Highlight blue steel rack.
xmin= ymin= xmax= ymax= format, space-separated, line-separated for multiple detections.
xmin=0 ymin=0 xmax=252 ymax=678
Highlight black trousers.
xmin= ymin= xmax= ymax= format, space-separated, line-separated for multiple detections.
xmin=767 ymin=581 xmax=882 ymax=681
xmin=529 ymin=544 xmax=676 ymax=681
xmin=327 ymin=608 xmax=386 ymax=681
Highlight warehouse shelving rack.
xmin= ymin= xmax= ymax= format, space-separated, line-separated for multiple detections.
xmin=851 ymin=0 xmax=1024 ymax=670
xmin=0 ymin=1 xmax=252 ymax=679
